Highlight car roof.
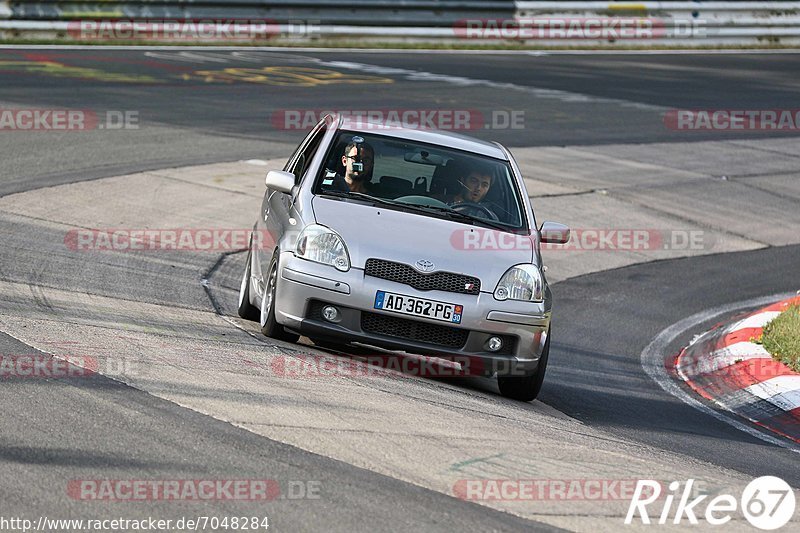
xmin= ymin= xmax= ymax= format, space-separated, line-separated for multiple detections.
xmin=334 ymin=114 xmax=508 ymax=160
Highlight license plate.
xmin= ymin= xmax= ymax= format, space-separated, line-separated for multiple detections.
xmin=374 ymin=291 xmax=463 ymax=324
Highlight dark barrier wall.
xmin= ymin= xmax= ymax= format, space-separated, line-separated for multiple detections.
xmin=8 ymin=1 xmax=517 ymax=25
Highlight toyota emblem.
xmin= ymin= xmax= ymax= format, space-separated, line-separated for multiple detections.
xmin=414 ymin=259 xmax=435 ymax=272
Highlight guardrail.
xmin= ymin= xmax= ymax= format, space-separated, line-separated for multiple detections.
xmin=0 ymin=1 xmax=12 ymax=20
xmin=2 ymin=1 xmax=800 ymax=46
xmin=5 ymin=1 xmax=517 ymax=26
xmin=512 ymin=1 xmax=800 ymax=43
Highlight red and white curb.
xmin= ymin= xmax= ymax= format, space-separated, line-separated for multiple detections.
xmin=675 ymin=295 xmax=800 ymax=443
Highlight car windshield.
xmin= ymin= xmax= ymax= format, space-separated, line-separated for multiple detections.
xmin=313 ymin=131 xmax=526 ymax=229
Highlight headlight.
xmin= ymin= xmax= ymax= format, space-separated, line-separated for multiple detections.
xmin=494 ymin=264 xmax=544 ymax=302
xmin=295 ymin=224 xmax=350 ymax=271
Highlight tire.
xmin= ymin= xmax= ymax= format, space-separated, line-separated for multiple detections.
xmin=498 ymin=331 xmax=550 ymax=402
xmin=259 ymin=256 xmax=300 ymax=343
xmin=237 ymin=247 xmax=260 ymax=321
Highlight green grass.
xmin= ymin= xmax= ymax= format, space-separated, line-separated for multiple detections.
xmin=760 ymin=305 xmax=800 ymax=372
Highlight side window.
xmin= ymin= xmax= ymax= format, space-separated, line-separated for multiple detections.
xmin=287 ymin=122 xmax=327 ymax=182
xmin=283 ymin=129 xmax=315 ymax=173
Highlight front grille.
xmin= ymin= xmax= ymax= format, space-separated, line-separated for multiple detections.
xmin=364 ymin=258 xmax=480 ymax=296
xmin=361 ymin=312 xmax=469 ymax=349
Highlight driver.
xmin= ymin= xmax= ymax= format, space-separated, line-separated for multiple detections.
xmin=451 ymin=170 xmax=493 ymax=204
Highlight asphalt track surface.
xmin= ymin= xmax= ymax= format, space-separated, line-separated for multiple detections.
xmin=1 ymin=48 xmax=799 ymax=530
xmin=2 ymin=49 xmax=800 ymax=195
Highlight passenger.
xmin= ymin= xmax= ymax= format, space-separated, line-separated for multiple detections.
xmin=340 ymin=141 xmax=375 ymax=193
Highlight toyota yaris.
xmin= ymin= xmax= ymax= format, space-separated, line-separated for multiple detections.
xmin=238 ymin=114 xmax=569 ymax=401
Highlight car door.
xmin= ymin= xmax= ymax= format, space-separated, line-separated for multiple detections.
xmin=254 ymin=119 xmax=329 ymax=296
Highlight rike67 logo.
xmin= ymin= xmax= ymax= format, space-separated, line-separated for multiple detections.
xmin=626 ymin=477 xmax=796 ymax=530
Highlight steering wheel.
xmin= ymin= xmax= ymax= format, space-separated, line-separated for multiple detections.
xmin=449 ymin=201 xmax=500 ymax=221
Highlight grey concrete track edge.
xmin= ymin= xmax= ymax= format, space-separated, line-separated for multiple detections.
xmin=0 ymin=155 xmax=258 ymax=199
xmin=0 ymin=318 xmax=564 ymax=532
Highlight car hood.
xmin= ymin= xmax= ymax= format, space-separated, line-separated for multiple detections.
xmin=311 ymin=196 xmax=535 ymax=289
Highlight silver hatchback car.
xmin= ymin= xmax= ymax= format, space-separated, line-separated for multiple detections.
xmin=238 ymin=115 xmax=570 ymax=401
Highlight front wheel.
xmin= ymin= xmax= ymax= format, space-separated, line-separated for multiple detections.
xmin=498 ymin=331 xmax=550 ymax=402
xmin=259 ymin=257 xmax=300 ymax=343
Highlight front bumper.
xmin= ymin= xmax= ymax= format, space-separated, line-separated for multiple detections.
xmin=274 ymin=251 xmax=551 ymax=377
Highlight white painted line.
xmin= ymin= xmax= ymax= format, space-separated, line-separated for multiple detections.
xmin=641 ymin=292 xmax=800 ymax=452
xmin=244 ymin=159 xmax=269 ymax=166
xmin=315 ymin=59 xmax=665 ymax=110
xmin=2 ymin=44 xmax=799 ymax=55
xmin=764 ymin=390 xmax=800 ymax=413
xmin=729 ymin=311 xmax=782 ymax=332
xmin=745 ymin=376 xmax=800 ymax=412
xmin=679 ymin=341 xmax=772 ymax=377
xmin=714 ymin=341 xmax=772 ymax=361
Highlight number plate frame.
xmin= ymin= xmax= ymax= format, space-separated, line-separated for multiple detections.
xmin=374 ymin=291 xmax=463 ymax=324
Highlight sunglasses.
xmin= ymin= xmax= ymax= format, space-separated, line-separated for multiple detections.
xmin=345 ymin=155 xmax=374 ymax=163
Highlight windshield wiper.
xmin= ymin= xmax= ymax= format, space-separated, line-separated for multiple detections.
xmin=320 ymin=191 xmax=513 ymax=232
xmin=403 ymin=203 xmax=511 ymax=232
xmin=319 ymin=190 xmax=402 ymax=208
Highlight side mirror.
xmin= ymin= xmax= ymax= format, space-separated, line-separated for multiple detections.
xmin=539 ymin=221 xmax=570 ymax=244
xmin=265 ymin=170 xmax=295 ymax=194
